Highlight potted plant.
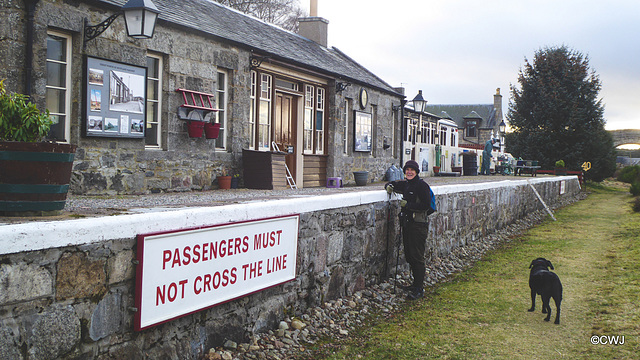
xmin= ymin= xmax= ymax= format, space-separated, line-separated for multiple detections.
xmin=353 ymin=171 xmax=368 ymax=186
xmin=433 ymin=166 xmax=441 ymax=175
xmin=0 ymin=79 xmax=77 ymax=214
xmin=230 ymin=174 xmax=240 ymax=189
xmin=554 ymin=160 xmax=567 ymax=175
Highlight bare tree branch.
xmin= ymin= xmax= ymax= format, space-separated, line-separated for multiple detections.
xmin=214 ymin=0 xmax=307 ymax=32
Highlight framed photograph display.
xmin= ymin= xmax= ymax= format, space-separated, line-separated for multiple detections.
xmin=354 ymin=111 xmax=372 ymax=152
xmin=84 ymin=56 xmax=147 ymax=138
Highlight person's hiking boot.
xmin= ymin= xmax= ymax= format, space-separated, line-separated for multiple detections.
xmin=399 ymin=283 xmax=416 ymax=292
xmin=407 ymin=287 xmax=424 ymax=300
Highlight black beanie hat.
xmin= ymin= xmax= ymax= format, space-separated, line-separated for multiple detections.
xmin=403 ymin=160 xmax=420 ymax=173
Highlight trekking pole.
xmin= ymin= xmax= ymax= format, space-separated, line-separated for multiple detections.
xmin=393 ymin=213 xmax=402 ymax=295
xmin=383 ymin=191 xmax=391 ymax=280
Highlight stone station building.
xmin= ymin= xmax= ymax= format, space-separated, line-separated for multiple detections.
xmin=2 ymin=0 xmax=404 ymax=195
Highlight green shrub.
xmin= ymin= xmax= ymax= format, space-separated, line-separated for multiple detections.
xmin=617 ymin=165 xmax=640 ymax=184
xmin=631 ymin=181 xmax=640 ymax=197
xmin=0 ymin=79 xmax=52 ymax=142
xmin=633 ymin=197 xmax=640 ymax=213
xmin=555 ymin=159 xmax=565 ymax=168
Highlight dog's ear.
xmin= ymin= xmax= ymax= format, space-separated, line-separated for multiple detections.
xmin=547 ymin=260 xmax=554 ymax=270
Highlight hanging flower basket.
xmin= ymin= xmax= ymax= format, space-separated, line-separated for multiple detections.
xmin=187 ymin=121 xmax=205 ymax=138
xmin=204 ymin=122 xmax=221 ymax=139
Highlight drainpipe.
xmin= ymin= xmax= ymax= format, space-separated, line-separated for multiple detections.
xmin=399 ymin=100 xmax=407 ymax=166
xmin=24 ymin=0 xmax=40 ymax=98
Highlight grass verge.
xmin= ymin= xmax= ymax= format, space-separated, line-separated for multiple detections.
xmin=311 ymin=184 xmax=639 ymax=359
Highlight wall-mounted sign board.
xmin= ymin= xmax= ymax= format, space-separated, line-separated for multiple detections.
xmin=134 ymin=215 xmax=299 ymax=330
xmin=84 ymin=56 xmax=147 ymax=138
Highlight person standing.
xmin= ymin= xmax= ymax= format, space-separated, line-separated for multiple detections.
xmin=480 ymin=138 xmax=496 ymax=175
xmin=385 ymin=160 xmax=432 ymax=300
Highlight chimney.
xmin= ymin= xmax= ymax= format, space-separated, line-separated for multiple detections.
xmin=298 ymin=0 xmax=328 ymax=47
xmin=494 ymin=88 xmax=503 ymax=121
xmin=310 ymin=0 xmax=317 ymax=16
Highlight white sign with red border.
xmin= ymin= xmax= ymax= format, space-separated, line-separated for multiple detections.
xmin=135 ymin=215 xmax=299 ymax=330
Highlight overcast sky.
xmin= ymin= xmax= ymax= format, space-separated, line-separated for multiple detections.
xmin=300 ymin=0 xmax=639 ymax=131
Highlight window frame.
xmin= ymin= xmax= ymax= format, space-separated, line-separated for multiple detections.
xmin=45 ymin=30 xmax=72 ymax=143
xmin=145 ymin=53 xmax=163 ymax=149
xmin=215 ymin=69 xmax=228 ymax=149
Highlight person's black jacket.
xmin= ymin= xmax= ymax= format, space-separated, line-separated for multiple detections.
xmin=386 ymin=175 xmax=432 ymax=216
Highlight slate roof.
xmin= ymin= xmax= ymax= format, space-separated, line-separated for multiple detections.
xmin=98 ymin=0 xmax=401 ymax=96
xmin=425 ymin=104 xmax=498 ymax=130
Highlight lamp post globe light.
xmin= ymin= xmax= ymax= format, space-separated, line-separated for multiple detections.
xmin=412 ymin=90 xmax=426 ymax=113
xmin=499 ymin=120 xmax=506 ymax=153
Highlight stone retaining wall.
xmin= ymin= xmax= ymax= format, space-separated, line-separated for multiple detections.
xmin=0 ymin=177 xmax=581 ymax=359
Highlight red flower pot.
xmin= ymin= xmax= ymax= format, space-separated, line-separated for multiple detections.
xmin=187 ymin=121 xmax=205 ymax=138
xmin=204 ymin=122 xmax=221 ymax=139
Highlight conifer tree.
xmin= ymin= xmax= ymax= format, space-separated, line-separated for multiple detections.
xmin=505 ymin=46 xmax=616 ymax=181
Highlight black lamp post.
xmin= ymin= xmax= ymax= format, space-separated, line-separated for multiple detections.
xmin=499 ymin=120 xmax=506 ymax=153
xmin=84 ymin=0 xmax=159 ymax=47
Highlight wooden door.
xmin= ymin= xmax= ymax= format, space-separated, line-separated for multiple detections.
xmin=274 ymin=93 xmax=297 ymax=183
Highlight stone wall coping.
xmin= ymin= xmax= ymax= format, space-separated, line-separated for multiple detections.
xmin=0 ymin=176 xmax=577 ymax=255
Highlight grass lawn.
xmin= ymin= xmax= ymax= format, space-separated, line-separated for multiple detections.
xmin=319 ymin=184 xmax=640 ymax=359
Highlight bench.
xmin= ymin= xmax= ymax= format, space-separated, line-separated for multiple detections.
xmin=514 ymin=160 xmax=540 ymax=176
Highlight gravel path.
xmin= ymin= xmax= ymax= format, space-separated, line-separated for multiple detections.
xmin=1 ymin=174 xmax=537 ymax=224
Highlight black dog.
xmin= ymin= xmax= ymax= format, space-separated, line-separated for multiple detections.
xmin=528 ymin=258 xmax=562 ymax=324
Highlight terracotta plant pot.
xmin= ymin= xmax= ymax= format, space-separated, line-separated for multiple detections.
xmin=204 ymin=122 xmax=221 ymax=139
xmin=218 ymin=176 xmax=232 ymax=189
xmin=433 ymin=166 xmax=440 ymax=174
xmin=187 ymin=121 xmax=205 ymax=138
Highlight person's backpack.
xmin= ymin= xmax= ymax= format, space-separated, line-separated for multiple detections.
xmin=427 ymin=186 xmax=437 ymax=215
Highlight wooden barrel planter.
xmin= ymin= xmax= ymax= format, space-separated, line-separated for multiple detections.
xmin=0 ymin=141 xmax=77 ymax=214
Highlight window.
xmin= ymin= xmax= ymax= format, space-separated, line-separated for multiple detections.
xmin=429 ymin=122 xmax=437 ymax=144
xmin=258 ymin=73 xmax=272 ymax=151
xmin=315 ymin=87 xmax=325 ymax=153
xmin=145 ymin=54 xmax=162 ymax=148
xmin=46 ymin=31 xmax=71 ymax=142
xmin=303 ymin=85 xmax=314 ymax=153
xmin=466 ymin=120 xmax=477 ymax=138
xmin=215 ymin=70 xmax=228 ymax=149
xmin=420 ymin=118 xmax=429 ymax=143
xmin=275 ymin=78 xmax=299 ymax=92
xmin=343 ymin=99 xmax=349 ymax=154
xmin=440 ymin=127 xmax=447 ymax=146
xmin=249 ymin=71 xmax=256 ymax=150
xmin=451 ymin=129 xmax=457 ymax=147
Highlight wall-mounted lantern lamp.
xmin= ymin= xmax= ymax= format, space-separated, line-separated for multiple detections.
xmin=412 ymin=90 xmax=426 ymax=113
xmin=84 ymin=0 xmax=159 ymax=47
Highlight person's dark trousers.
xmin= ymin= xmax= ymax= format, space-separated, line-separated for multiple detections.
xmin=402 ymin=220 xmax=428 ymax=288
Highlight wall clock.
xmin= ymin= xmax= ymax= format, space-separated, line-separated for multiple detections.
xmin=359 ymin=88 xmax=368 ymax=109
